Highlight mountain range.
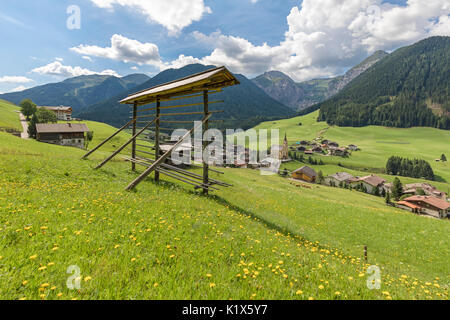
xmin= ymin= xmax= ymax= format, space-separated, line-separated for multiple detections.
xmin=252 ymin=50 xmax=389 ymax=111
xmin=0 ymin=74 xmax=150 ymax=112
xmin=316 ymin=36 xmax=450 ymax=129
xmin=77 ymin=64 xmax=295 ymax=130
xmin=1 ymin=36 xmax=448 ymax=131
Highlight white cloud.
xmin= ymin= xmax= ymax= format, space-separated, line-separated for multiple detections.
xmin=73 ymin=1 xmax=450 ymax=82
xmin=55 ymin=57 xmax=64 ymax=62
xmin=130 ymin=66 xmax=139 ymax=71
xmin=89 ymin=0 xmax=211 ymax=34
xmin=82 ymin=56 xmax=93 ymax=62
xmin=0 ymin=76 xmax=34 ymax=84
xmin=71 ymin=34 xmax=161 ymax=66
xmin=31 ymin=61 xmax=120 ymax=78
xmin=10 ymin=85 xmax=28 ymax=92
xmin=169 ymin=0 xmax=450 ymax=81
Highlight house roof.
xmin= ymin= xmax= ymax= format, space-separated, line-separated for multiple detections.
xmin=397 ymin=201 xmax=421 ymax=210
xmin=404 ymin=196 xmax=450 ymax=210
xmin=120 ymin=66 xmax=239 ymax=106
xmin=39 ymin=106 xmax=72 ymax=111
xmin=36 ymin=123 xmax=90 ymax=134
xmin=328 ymin=172 xmax=354 ymax=182
xmin=293 ymin=166 xmax=317 ymax=177
xmin=358 ymin=175 xmax=386 ymax=187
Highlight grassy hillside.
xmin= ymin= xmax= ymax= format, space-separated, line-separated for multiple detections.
xmin=0 ymin=131 xmax=448 ymax=300
xmin=0 ymin=100 xmax=21 ymax=132
xmin=0 ymin=109 xmax=448 ymax=300
xmin=250 ymin=111 xmax=450 ymax=183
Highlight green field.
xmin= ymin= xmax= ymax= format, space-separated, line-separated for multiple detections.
xmin=0 ymin=103 xmax=448 ymax=300
xmin=249 ymin=111 xmax=450 ymax=183
xmin=0 ymin=100 xmax=21 ymax=132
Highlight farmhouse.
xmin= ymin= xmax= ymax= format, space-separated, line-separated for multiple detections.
xmin=350 ymin=174 xmax=386 ymax=193
xmin=328 ymin=146 xmax=348 ymax=156
xmin=39 ymin=106 xmax=72 ymax=121
xmin=325 ymin=172 xmax=354 ymax=186
xmin=36 ymin=123 xmax=90 ymax=149
xmin=312 ymin=146 xmax=323 ymax=153
xmin=400 ymin=196 xmax=450 ymax=219
xmin=292 ymin=166 xmax=317 ymax=183
xmin=402 ymin=183 xmax=447 ymax=200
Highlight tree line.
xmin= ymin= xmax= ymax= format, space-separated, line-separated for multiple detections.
xmin=386 ymin=156 xmax=435 ymax=181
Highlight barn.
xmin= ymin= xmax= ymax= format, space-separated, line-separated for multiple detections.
xmin=36 ymin=123 xmax=90 ymax=149
xmin=292 ymin=166 xmax=317 ymax=183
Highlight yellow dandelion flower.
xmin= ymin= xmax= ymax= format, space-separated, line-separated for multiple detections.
xmin=29 ymin=254 xmax=38 ymax=260
xmin=57 ymin=293 xmax=63 ymax=297
xmin=335 ymin=291 xmax=341 ymax=296
xmin=318 ymin=285 xmax=324 ymax=290
xmin=22 ymin=280 xmax=28 ymax=286
xmin=154 ymin=283 xmax=158 ymax=287
xmin=206 ymin=274 xmax=212 ymax=278
xmin=41 ymin=283 xmax=50 ymax=288
xmin=209 ymin=283 xmax=216 ymax=288
xmin=38 ymin=266 xmax=47 ymax=271
xmin=296 ymin=290 xmax=303 ymax=295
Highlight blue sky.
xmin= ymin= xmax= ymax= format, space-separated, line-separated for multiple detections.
xmin=0 ymin=0 xmax=448 ymax=93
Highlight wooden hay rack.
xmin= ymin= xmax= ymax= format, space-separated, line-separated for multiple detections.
xmin=82 ymin=66 xmax=240 ymax=194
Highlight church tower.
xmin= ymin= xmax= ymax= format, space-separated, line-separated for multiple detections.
xmin=282 ymin=133 xmax=289 ymax=160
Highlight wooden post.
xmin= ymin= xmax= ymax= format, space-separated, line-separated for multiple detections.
xmin=203 ymin=90 xmax=209 ymax=195
xmin=125 ymin=114 xmax=211 ymax=191
xmin=364 ymin=245 xmax=368 ymax=263
xmin=155 ymin=98 xmax=160 ymax=182
xmin=95 ymin=117 xmax=158 ymax=170
xmin=131 ymin=101 xmax=138 ymax=171
xmin=81 ymin=118 xmax=135 ymax=159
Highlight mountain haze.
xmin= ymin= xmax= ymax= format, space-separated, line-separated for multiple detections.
xmin=78 ymin=64 xmax=295 ymax=130
xmin=0 ymin=74 xmax=150 ymax=111
xmin=252 ymin=50 xmax=388 ymax=111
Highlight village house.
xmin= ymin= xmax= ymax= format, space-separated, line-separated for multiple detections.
xmin=312 ymin=145 xmax=323 ymax=153
xmin=348 ymin=144 xmax=359 ymax=151
xmin=328 ymin=141 xmax=339 ymax=148
xmin=399 ymin=196 xmax=450 ymax=219
xmin=328 ymin=146 xmax=348 ymax=156
xmin=350 ymin=174 xmax=386 ymax=194
xmin=292 ymin=166 xmax=317 ymax=183
xmin=402 ymin=183 xmax=447 ymax=200
xmin=325 ymin=172 xmax=354 ymax=186
xmin=38 ymin=106 xmax=72 ymax=121
xmin=36 ymin=123 xmax=90 ymax=149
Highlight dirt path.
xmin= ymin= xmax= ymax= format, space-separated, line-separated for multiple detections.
xmin=19 ymin=112 xmax=29 ymax=139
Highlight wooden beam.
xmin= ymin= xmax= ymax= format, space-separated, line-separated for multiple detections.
xmin=95 ymin=117 xmax=158 ymax=170
xmin=81 ymin=118 xmax=135 ymax=159
xmin=131 ymin=102 xmax=137 ymax=171
xmin=203 ymin=90 xmax=209 ymax=195
xmin=136 ymin=100 xmax=223 ymax=113
xmin=155 ymin=98 xmax=161 ymax=182
xmin=125 ymin=113 xmax=212 ymax=191
xmin=134 ymin=156 xmax=231 ymax=187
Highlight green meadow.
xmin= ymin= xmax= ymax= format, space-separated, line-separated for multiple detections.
xmin=0 ymin=100 xmax=21 ymax=132
xmin=0 ymin=101 xmax=448 ymax=300
xmin=249 ymin=111 xmax=450 ymax=183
